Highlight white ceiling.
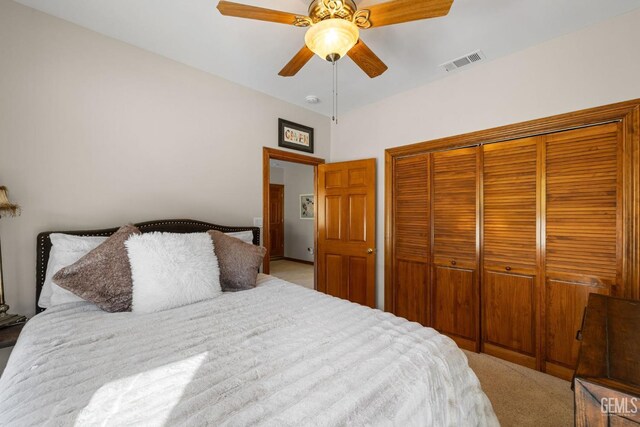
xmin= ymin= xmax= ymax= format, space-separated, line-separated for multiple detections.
xmin=13 ymin=0 xmax=640 ymax=116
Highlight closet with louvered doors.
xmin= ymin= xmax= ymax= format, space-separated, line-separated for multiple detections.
xmin=390 ymin=154 xmax=431 ymax=325
xmin=431 ymin=147 xmax=480 ymax=351
xmin=481 ymin=137 xmax=541 ymax=369
xmin=543 ymin=122 xmax=621 ymax=379
xmin=385 ymin=99 xmax=640 ymax=380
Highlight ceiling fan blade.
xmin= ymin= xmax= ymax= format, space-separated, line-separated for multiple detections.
xmin=278 ymin=45 xmax=313 ymax=77
xmin=347 ymin=40 xmax=388 ymax=78
xmin=217 ymin=1 xmax=304 ymax=25
xmin=366 ymin=0 xmax=454 ymax=27
xmin=279 ymin=46 xmax=314 ymax=77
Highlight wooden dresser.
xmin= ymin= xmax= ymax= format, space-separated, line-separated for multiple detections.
xmin=574 ymin=294 xmax=640 ymax=426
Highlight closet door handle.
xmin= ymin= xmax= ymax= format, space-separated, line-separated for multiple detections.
xmin=505 ymin=266 xmax=512 ymax=271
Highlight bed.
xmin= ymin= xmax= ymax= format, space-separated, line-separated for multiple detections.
xmin=0 ymin=219 xmax=498 ymax=426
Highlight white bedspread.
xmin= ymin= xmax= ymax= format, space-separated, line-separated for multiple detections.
xmin=0 ymin=275 xmax=498 ymax=426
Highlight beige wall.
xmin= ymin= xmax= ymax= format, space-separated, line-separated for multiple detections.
xmin=331 ymin=8 xmax=640 ymax=309
xmin=0 ymin=0 xmax=331 ymax=317
xmin=282 ymin=162 xmax=315 ymax=263
xmin=270 ymin=167 xmax=284 ymax=186
xmin=269 ymin=163 xmax=315 ymax=263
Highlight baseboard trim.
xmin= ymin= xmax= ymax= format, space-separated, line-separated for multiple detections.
xmin=544 ymin=362 xmax=574 ymax=381
xmin=483 ymin=343 xmax=537 ymax=370
xmin=445 ymin=334 xmax=478 ymax=352
xmin=282 ymin=257 xmax=314 ymax=266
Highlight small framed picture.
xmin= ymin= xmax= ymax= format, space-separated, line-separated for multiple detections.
xmin=279 ymin=119 xmax=314 ymax=153
xmin=300 ymin=194 xmax=315 ymax=220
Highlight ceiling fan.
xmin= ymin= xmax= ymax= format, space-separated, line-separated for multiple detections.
xmin=216 ymin=0 xmax=455 ymax=78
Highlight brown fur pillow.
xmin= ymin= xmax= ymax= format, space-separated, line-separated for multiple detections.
xmin=208 ymin=230 xmax=266 ymax=292
xmin=53 ymin=224 xmax=140 ymax=312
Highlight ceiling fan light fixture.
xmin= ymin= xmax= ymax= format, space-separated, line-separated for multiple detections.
xmin=304 ymin=18 xmax=359 ymax=62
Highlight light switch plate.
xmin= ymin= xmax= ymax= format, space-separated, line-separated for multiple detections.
xmin=253 ymin=217 xmax=263 ymax=227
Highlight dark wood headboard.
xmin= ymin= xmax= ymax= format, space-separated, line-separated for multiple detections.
xmin=36 ymin=219 xmax=260 ymax=313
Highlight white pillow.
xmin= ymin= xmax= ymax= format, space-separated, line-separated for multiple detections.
xmin=50 ymin=281 xmax=88 ymax=307
xmin=126 ymin=232 xmax=221 ymax=313
xmin=39 ymin=234 xmax=108 ymax=308
xmin=226 ymin=231 xmax=254 ymax=244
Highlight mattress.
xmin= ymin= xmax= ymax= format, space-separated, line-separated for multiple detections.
xmin=0 ymin=275 xmax=498 ymax=426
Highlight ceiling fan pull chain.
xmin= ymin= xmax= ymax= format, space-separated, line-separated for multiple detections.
xmin=332 ymin=59 xmax=336 ymax=123
xmin=336 ymin=59 xmax=339 ymax=125
xmin=332 ymin=59 xmax=339 ymax=124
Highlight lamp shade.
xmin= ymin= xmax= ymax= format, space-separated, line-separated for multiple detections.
xmin=305 ymin=18 xmax=359 ymax=62
xmin=0 ymin=186 xmax=20 ymax=217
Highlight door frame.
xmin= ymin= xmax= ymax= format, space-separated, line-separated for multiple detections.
xmin=262 ymin=147 xmax=325 ymax=276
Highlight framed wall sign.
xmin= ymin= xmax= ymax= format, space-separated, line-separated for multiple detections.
xmin=279 ymin=119 xmax=314 ymax=153
xmin=300 ymin=194 xmax=314 ymax=219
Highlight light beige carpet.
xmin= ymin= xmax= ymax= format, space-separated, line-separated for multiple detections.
xmin=464 ymin=350 xmax=574 ymax=426
xmin=269 ymin=259 xmax=315 ymax=290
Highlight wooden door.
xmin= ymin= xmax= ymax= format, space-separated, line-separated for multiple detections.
xmin=390 ymin=154 xmax=431 ymax=325
xmin=317 ymin=159 xmax=376 ymax=308
xmin=482 ymin=138 xmax=540 ymax=369
xmin=544 ymin=122 xmax=621 ymax=380
xmin=431 ymin=147 xmax=479 ymax=351
xmin=269 ymin=184 xmax=284 ymax=259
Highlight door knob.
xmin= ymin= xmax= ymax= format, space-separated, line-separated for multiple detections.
xmin=367 ymin=248 xmax=376 ymax=254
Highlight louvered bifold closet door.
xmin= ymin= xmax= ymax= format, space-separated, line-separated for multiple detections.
xmin=544 ymin=122 xmax=622 ymax=380
xmin=432 ymin=147 xmax=479 ymax=351
xmin=482 ymin=138 xmax=540 ymax=369
xmin=392 ymin=154 xmax=431 ymax=325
